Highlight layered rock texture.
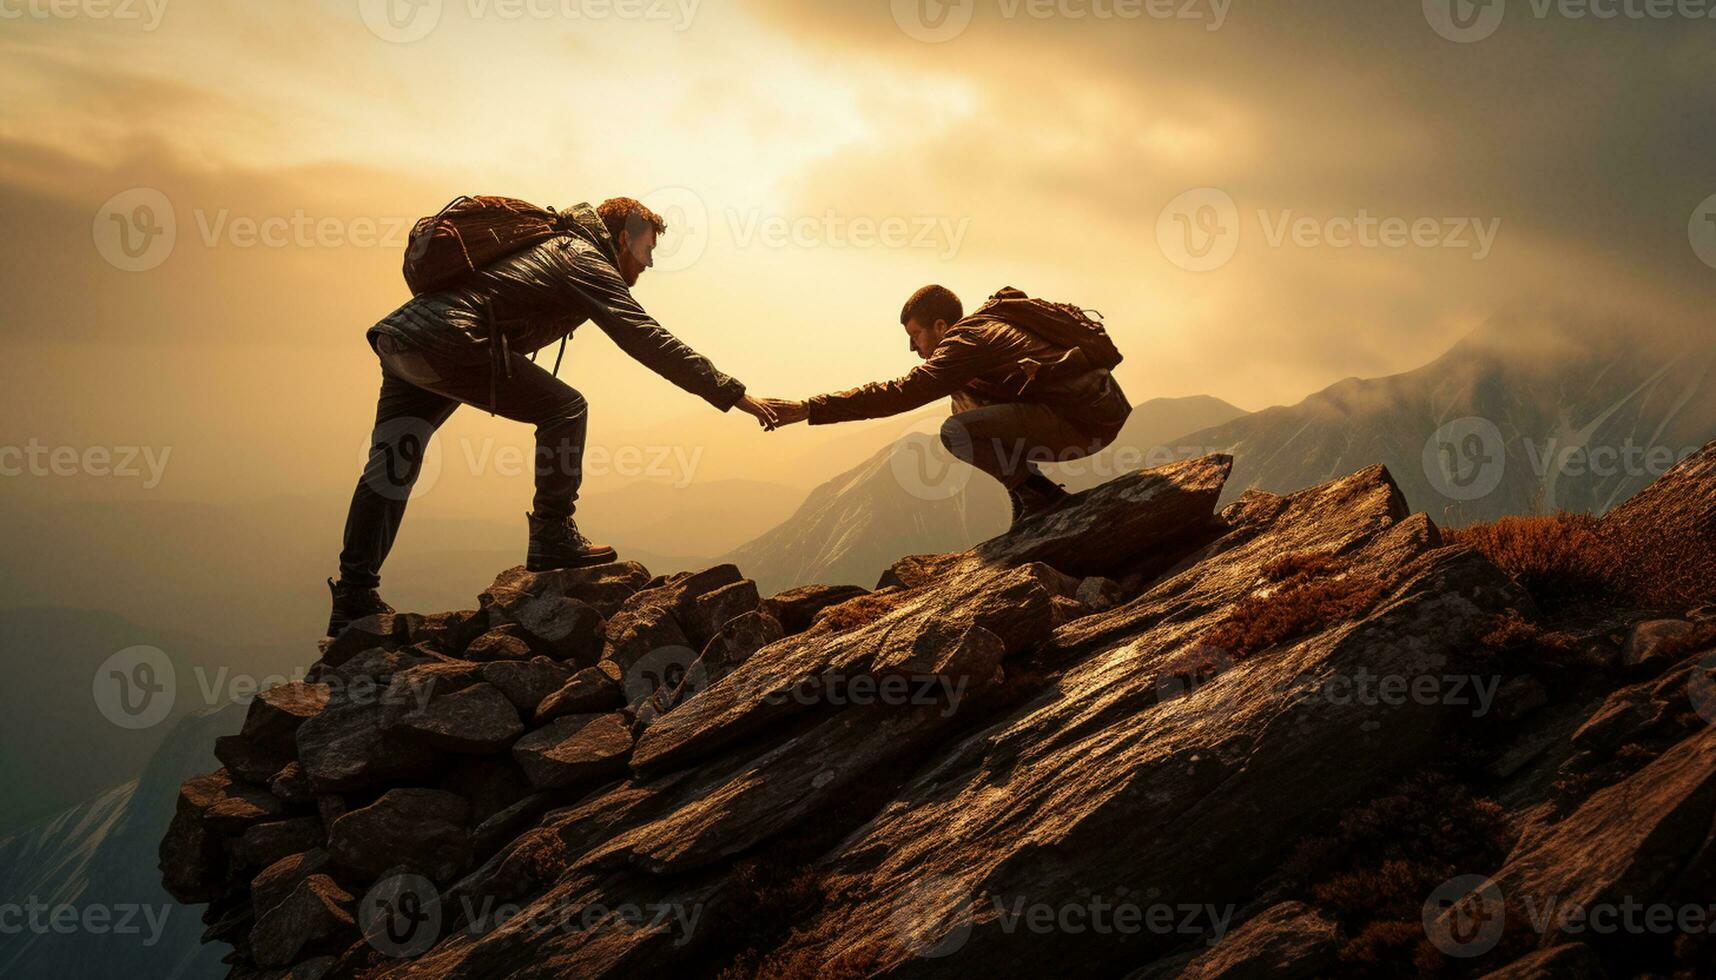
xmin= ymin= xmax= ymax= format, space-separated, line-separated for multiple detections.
xmin=162 ymin=444 xmax=1716 ymax=979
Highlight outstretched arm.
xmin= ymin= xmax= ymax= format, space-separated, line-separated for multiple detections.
xmin=801 ymin=328 xmax=1004 ymax=424
xmin=558 ymin=244 xmax=748 ymax=411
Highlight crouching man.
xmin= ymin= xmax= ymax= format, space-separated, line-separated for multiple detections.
xmin=767 ymin=285 xmax=1132 ymax=524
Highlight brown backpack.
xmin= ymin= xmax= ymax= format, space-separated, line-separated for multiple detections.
xmin=971 ymin=286 xmax=1124 ymax=369
xmin=403 ymin=196 xmax=573 ymax=295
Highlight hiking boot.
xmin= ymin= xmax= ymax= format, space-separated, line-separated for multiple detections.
xmin=327 ymin=578 xmax=394 ymax=637
xmin=1008 ymin=472 xmax=1072 ymax=527
xmin=526 ymin=512 xmax=618 ymax=571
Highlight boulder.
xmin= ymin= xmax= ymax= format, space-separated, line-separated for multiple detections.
xmin=481 ymin=657 xmax=574 ymax=716
xmin=762 ymin=584 xmax=870 ymax=635
xmin=251 ymin=849 xmax=332 ymax=918
xmin=1478 ymin=727 xmax=1716 ymax=949
xmin=328 ymin=788 xmax=473 ymax=884
xmin=600 ymin=601 xmax=691 ymax=674
xmin=488 ymin=593 xmax=604 ymax=663
xmin=1622 ymin=618 xmax=1697 ymax=671
xmin=269 ymin=762 xmax=314 ymax=804
xmin=482 ymin=561 xmax=652 ymax=618
xmin=1074 ymin=576 xmax=1126 ymax=612
xmin=410 ymin=609 xmax=488 ymax=654
xmin=512 ymin=713 xmax=633 ymax=790
xmin=248 ymin=874 xmax=356 ymax=968
xmin=296 ymin=696 xmax=438 ymax=793
xmin=534 ymin=666 xmax=625 ymax=724
xmin=320 ymin=612 xmax=423 ymax=668
xmin=241 ymin=682 xmax=331 ymax=753
xmin=215 ymin=734 xmax=291 ymax=784
xmin=162 ymin=769 xmax=280 ymax=902
xmin=231 ymin=817 xmax=325 ymax=871
xmin=463 ymin=625 xmax=538 ymax=663
xmin=669 ymin=608 xmax=784 ymax=706
xmin=1476 ymin=943 xmax=1605 ymax=979
xmin=1178 ymin=901 xmax=1339 ymax=979
xmin=386 ymin=682 xmax=525 ymax=754
xmin=679 ymin=579 xmax=761 ymax=649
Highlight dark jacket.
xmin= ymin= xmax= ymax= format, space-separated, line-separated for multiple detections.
xmin=368 ymin=202 xmax=745 ymax=411
xmin=807 ymin=314 xmax=1132 ymax=439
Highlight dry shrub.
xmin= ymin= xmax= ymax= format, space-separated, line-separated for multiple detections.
xmin=1261 ymin=551 xmax=1347 ymax=582
xmin=1285 ymin=773 xmax=1524 ymax=976
xmin=1444 ymin=513 xmax=1618 ymax=612
xmin=1205 ymin=552 xmax=1386 ymax=660
xmin=1450 ymin=506 xmax=1716 ymax=614
xmin=1472 ymin=609 xmax=1581 ymax=668
xmin=810 ymin=591 xmax=909 ymax=633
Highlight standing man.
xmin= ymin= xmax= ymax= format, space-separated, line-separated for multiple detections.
xmin=765 ymin=284 xmax=1132 ymax=525
xmin=329 ymin=197 xmax=779 ymax=636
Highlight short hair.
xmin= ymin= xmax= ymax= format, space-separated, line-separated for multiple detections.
xmin=597 ymin=197 xmax=668 ymax=244
xmin=900 ymin=284 xmax=963 ymax=328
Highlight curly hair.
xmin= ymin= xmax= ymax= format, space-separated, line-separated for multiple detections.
xmin=900 ymin=284 xmax=963 ymax=328
xmin=597 ymin=197 xmax=668 ymax=244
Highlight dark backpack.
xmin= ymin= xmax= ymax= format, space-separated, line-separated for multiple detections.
xmin=403 ymin=196 xmax=573 ymax=295
xmin=970 ymin=286 xmax=1124 ymax=370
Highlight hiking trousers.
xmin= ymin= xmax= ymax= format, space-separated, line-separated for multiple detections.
xmin=336 ymin=335 xmax=588 ymax=589
xmin=939 ymin=402 xmax=1118 ymax=490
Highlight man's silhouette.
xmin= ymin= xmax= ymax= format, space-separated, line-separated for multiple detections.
xmin=329 ymin=197 xmax=778 ymax=636
xmin=766 ymin=284 xmax=1131 ymax=525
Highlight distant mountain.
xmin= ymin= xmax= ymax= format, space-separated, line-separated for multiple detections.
xmin=1055 ymin=393 xmax=1250 ymax=492
xmin=0 ymin=702 xmax=238 ymax=979
xmin=1171 ymin=314 xmax=1716 ymax=524
xmin=724 ymin=432 xmax=1012 ymax=595
xmin=724 ymin=395 xmax=1248 ymax=594
xmin=0 ymin=608 xmax=297 ymax=828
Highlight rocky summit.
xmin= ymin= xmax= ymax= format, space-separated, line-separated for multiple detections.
xmin=160 ymin=446 xmax=1716 ymax=979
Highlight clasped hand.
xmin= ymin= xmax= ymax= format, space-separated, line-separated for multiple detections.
xmin=734 ymin=394 xmax=809 ymax=431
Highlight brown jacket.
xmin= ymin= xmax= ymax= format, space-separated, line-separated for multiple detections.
xmin=807 ymin=316 xmax=1132 ymax=438
xmin=369 ymin=203 xmax=745 ymax=412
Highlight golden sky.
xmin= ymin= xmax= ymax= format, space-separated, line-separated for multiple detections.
xmin=3 ymin=0 xmax=1713 ymax=511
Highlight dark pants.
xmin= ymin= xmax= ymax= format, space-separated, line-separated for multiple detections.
xmin=337 ymin=335 xmax=588 ymax=589
xmin=939 ymin=402 xmax=1117 ymax=490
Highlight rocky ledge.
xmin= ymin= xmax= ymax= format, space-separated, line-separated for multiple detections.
xmin=162 ymin=444 xmax=1716 ymax=978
